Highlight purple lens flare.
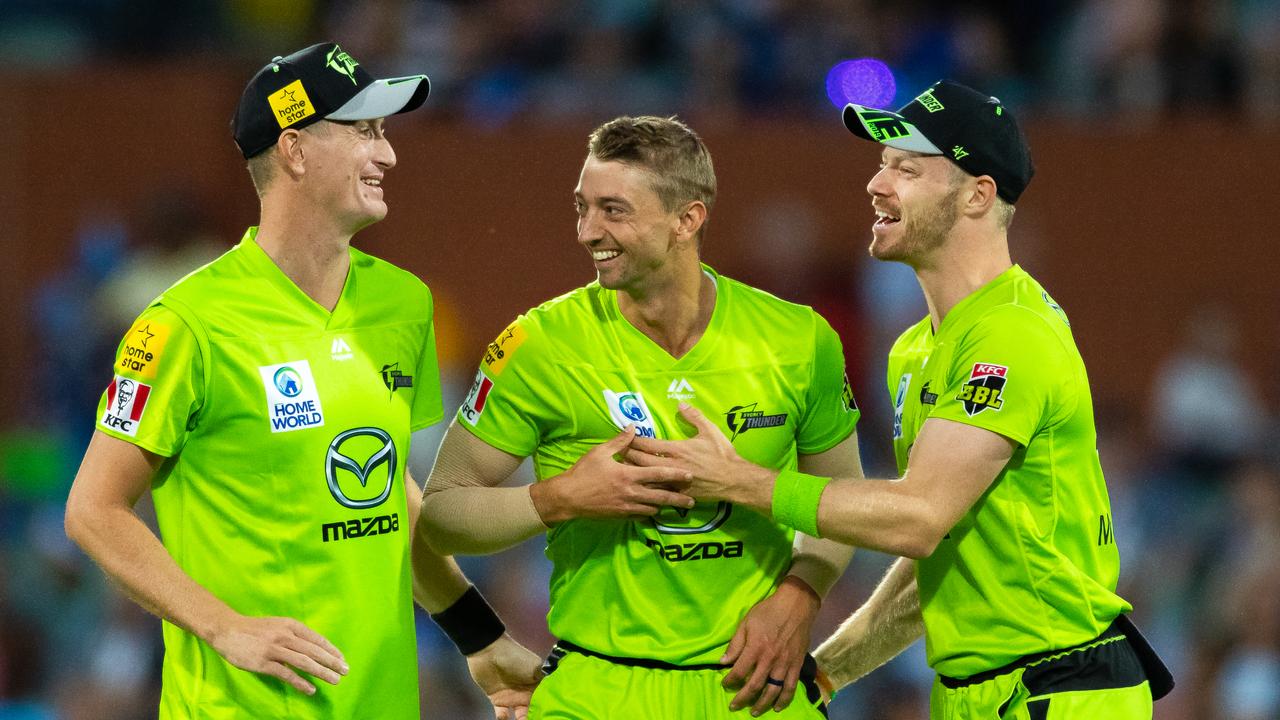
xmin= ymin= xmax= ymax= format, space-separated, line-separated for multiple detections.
xmin=825 ymin=59 xmax=897 ymax=110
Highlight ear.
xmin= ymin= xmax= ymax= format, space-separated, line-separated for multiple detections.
xmin=674 ymin=200 xmax=708 ymax=245
xmin=964 ymin=175 xmax=998 ymax=220
xmin=277 ymin=128 xmax=307 ymax=179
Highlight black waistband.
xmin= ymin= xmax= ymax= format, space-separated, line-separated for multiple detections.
xmin=551 ymin=640 xmax=726 ymax=672
xmin=938 ymin=617 xmax=1129 ymax=689
xmin=546 ymin=640 xmax=827 ymax=714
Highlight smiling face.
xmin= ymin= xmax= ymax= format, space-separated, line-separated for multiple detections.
xmin=301 ymin=118 xmax=396 ymax=234
xmin=865 ymin=147 xmax=965 ymax=264
xmin=574 ymin=156 xmax=687 ymax=292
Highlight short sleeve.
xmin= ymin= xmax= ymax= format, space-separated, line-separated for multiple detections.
xmin=410 ymin=289 xmax=444 ymax=431
xmin=95 ymin=304 xmax=205 ymax=457
xmin=929 ymin=307 xmax=1069 ymax=446
xmin=795 ymin=314 xmax=861 ymax=454
xmin=455 ymin=316 xmax=561 ymax=457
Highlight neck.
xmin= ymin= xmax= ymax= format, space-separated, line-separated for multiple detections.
xmin=617 ymin=260 xmax=715 ymax=358
xmin=912 ymin=229 xmax=1012 ymax=331
xmin=255 ymin=196 xmax=354 ymax=311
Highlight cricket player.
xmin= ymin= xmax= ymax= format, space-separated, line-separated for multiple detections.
xmin=419 ymin=115 xmax=862 ymax=718
xmin=625 ymin=81 xmax=1173 ymax=719
xmin=64 ymin=43 xmax=541 ymax=719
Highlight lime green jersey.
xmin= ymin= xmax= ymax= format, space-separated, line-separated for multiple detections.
xmin=459 ymin=267 xmax=859 ymax=665
xmin=886 ymin=265 xmax=1131 ymax=678
xmin=95 ymin=228 xmax=443 ymax=719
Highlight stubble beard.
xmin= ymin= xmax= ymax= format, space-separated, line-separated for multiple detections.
xmin=869 ymin=185 xmax=962 ymax=263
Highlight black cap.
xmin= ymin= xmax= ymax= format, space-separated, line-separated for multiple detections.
xmin=842 ymin=80 xmax=1034 ymax=203
xmin=232 ymin=42 xmax=430 ymax=159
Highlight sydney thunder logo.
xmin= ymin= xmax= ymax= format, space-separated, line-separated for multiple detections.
xmin=326 ymin=46 xmax=360 ymax=84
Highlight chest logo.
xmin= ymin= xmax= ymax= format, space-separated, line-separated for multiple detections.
xmin=259 ymin=360 xmax=325 ymax=433
xmin=380 ymin=362 xmax=414 ymax=397
xmin=724 ymin=403 xmax=788 ymax=441
xmin=959 ymin=363 xmax=1007 ymax=416
xmin=331 ymin=337 xmax=353 ymax=361
xmin=325 ymin=427 xmax=396 ymax=509
xmin=667 ymin=378 xmax=695 ymax=401
xmin=603 ymin=390 xmax=657 ymax=438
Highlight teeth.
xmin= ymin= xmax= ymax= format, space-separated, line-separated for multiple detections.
xmin=362 ymin=178 xmax=381 ymax=186
xmin=875 ymin=210 xmax=900 ymax=222
xmin=593 ymin=250 xmax=621 ymax=261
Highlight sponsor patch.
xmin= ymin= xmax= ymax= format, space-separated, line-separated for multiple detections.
xmin=958 ymin=363 xmax=1007 ymax=416
xmin=482 ymin=321 xmax=527 ymax=377
xmin=259 ymin=360 xmax=325 ymax=433
xmin=101 ymin=375 xmax=151 ymax=437
xmin=117 ymin=320 xmax=171 ymax=380
xmin=268 ymin=79 xmax=315 ymax=128
xmin=892 ymin=373 xmax=911 ymax=439
xmin=603 ymin=389 xmax=657 ymax=438
xmin=841 ymin=372 xmax=858 ymax=412
xmin=460 ymin=369 xmax=494 ymax=426
xmin=919 ymin=381 xmax=938 ymax=405
xmin=724 ymin=403 xmax=788 ymax=441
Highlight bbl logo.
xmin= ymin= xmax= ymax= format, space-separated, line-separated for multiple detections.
xmin=325 ymin=427 xmax=396 ymax=509
xmin=380 ymin=362 xmax=413 ymax=397
xmin=959 ymin=363 xmax=1007 ymax=416
xmin=274 ymin=367 xmax=303 ymax=397
xmin=326 ymin=45 xmax=360 ymax=84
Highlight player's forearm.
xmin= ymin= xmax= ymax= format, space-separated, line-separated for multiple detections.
xmin=814 ymin=557 xmax=923 ymax=690
xmin=788 ymin=534 xmax=855 ymax=599
xmin=419 ymin=486 xmax=547 ymax=555
xmin=64 ymin=501 xmax=237 ymax=642
xmin=409 ymin=528 xmax=471 ymax=613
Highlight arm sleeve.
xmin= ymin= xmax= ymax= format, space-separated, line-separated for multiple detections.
xmin=410 ymin=287 xmax=445 ymax=431
xmin=795 ymin=314 xmax=861 ymax=454
xmin=94 ymin=304 xmax=205 ymax=457
xmin=927 ymin=307 xmax=1070 ymax=446
xmin=455 ymin=315 xmax=563 ymax=457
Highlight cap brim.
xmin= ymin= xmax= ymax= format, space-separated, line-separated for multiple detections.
xmin=327 ymin=75 xmax=430 ymax=121
xmin=842 ymin=104 xmax=942 ymax=155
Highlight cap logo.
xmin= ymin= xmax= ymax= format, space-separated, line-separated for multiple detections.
xmin=856 ymin=108 xmax=913 ymax=142
xmin=951 ymin=145 xmax=970 ymax=160
xmin=268 ymin=79 xmax=315 ymax=128
xmin=916 ymin=90 xmax=945 ymax=113
xmin=326 ymin=45 xmax=360 ymax=85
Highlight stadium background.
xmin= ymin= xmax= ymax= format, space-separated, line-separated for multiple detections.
xmin=1 ymin=1 xmax=1278 ymax=718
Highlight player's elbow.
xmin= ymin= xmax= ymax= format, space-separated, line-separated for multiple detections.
xmin=416 ymin=494 xmax=462 ymax=555
xmin=63 ymin=491 xmax=95 ymax=551
xmin=897 ymin=514 xmax=950 ymax=559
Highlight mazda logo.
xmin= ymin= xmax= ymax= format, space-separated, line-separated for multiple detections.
xmin=325 ymin=427 xmax=396 ymax=509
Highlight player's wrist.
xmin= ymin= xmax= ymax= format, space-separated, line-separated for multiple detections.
xmin=430 ymin=585 xmax=506 ymax=656
xmin=772 ymin=470 xmax=830 ymax=537
xmin=529 ymin=478 xmax=570 ymax=524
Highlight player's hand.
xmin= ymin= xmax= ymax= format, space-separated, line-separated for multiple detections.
xmin=464 ymin=634 xmax=545 ymax=720
xmin=207 ymin=614 xmax=348 ymax=695
xmin=720 ymin=577 xmax=820 ymax=716
xmin=626 ymin=404 xmax=772 ymax=508
xmin=531 ymin=425 xmax=694 ymax=523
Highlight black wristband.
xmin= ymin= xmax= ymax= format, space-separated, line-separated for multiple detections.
xmin=430 ymin=586 xmax=505 ymax=656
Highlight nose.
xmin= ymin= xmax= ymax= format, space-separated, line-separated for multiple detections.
xmin=375 ymin=136 xmax=396 ymax=170
xmin=577 ymin=209 xmax=604 ymax=245
xmin=866 ymin=165 xmax=891 ymax=199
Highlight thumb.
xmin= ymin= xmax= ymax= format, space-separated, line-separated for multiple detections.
xmin=677 ymin=403 xmax=713 ymax=434
xmin=603 ymin=424 xmax=637 ymax=452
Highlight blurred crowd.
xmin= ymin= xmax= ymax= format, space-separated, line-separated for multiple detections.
xmin=2 ymin=1 xmax=1280 ymax=719
xmin=2 ymin=0 xmax=1279 ymax=122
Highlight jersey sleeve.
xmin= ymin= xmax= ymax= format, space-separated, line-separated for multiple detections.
xmin=95 ymin=304 xmax=205 ymax=457
xmin=928 ymin=306 xmax=1070 ymax=446
xmin=455 ymin=315 xmax=562 ymax=457
xmin=410 ymin=288 xmax=445 ymax=431
xmin=795 ymin=314 xmax=860 ymax=454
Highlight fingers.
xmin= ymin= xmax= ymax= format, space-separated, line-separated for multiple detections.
xmin=288 ymin=620 xmax=348 ymax=674
xmin=278 ymin=646 xmax=343 ymax=686
xmin=749 ymin=670 xmax=783 ymax=716
xmin=720 ymin=624 xmax=747 ymax=665
xmin=772 ymin=663 xmax=801 ymax=712
xmin=263 ymin=660 xmax=316 ymax=695
xmin=600 ymin=424 xmax=638 ymax=454
xmin=494 ymin=708 xmax=509 ymax=720
xmin=677 ymin=402 xmax=718 ymax=434
xmin=730 ymin=657 xmax=773 ymax=712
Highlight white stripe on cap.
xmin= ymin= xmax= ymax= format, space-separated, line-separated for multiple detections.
xmin=327 ymin=75 xmax=427 ymax=121
xmin=845 ymin=103 xmax=943 ymax=155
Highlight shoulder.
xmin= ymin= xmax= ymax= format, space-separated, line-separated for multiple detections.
xmin=521 ymin=281 xmax=608 ymax=334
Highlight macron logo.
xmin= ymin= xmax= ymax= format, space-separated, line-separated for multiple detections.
xmin=331 ymin=337 xmax=353 ymax=361
xmin=667 ymin=378 xmax=695 ymax=400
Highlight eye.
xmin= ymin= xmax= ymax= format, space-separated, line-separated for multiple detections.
xmin=605 ymin=205 xmax=624 ymax=217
